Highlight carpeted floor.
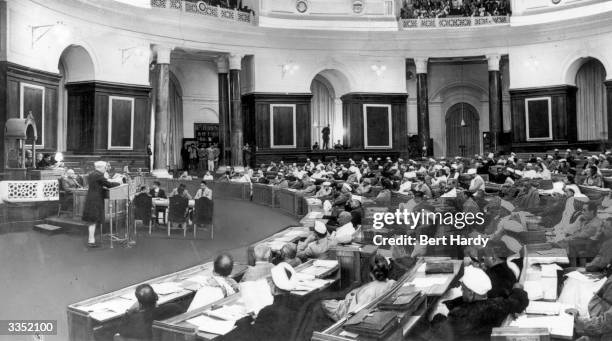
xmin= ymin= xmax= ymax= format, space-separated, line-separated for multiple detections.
xmin=0 ymin=199 xmax=298 ymax=341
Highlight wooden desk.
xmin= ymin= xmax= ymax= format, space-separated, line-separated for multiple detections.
xmin=67 ymin=262 xmax=247 ymax=341
xmin=247 ymin=226 xmax=310 ymax=265
xmin=72 ymin=188 xmax=127 ymax=222
xmin=331 ymin=243 xmax=378 ymax=288
xmin=312 ymin=259 xmax=463 ymax=341
xmin=153 ymin=259 xmax=339 ymax=341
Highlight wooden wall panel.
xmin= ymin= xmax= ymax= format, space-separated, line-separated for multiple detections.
xmin=509 ymin=85 xmax=577 ymax=149
xmin=241 ymin=93 xmax=312 ymax=152
xmin=341 ymin=93 xmax=408 ymax=151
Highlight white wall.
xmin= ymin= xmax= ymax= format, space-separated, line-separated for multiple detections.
xmin=509 ymin=32 xmax=612 ymax=89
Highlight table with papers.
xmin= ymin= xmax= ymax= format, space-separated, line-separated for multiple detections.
xmin=496 ymin=245 xmax=574 ymax=340
xmin=153 ymin=259 xmax=340 ymax=340
xmin=67 ymin=261 xmax=247 ymax=341
xmin=312 ymin=258 xmax=463 ymax=341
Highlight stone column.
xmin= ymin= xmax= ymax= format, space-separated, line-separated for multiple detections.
xmin=415 ymin=57 xmax=430 ymax=156
xmin=217 ymin=57 xmax=230 ymax=166
xmin=152 ymin=45 xmax=172 ymax=176
xmin=487 ymin=54 xmax=503 ymax=152
xmin=229 ymin=54 xmax=243 ymax=166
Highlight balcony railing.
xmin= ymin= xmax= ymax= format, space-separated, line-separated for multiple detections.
xmin=399 ymin=15 xmax=510 ymax=29
xmin=151 ymin=0 xmax=256 ymax=25
xmin=0 ymin=180 xmax=59 ymax=203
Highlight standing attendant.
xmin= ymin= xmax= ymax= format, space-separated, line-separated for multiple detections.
xmin=206 ymin=145 xmax=216 ymax=172
xmin=82 ymin=161 xmax=120 ymax=247
xmin=146 ymin=143 xmax=152 ymax=170
xmin=213 ymin=144 xmax=220 ymax=169
xmin=322 ymin=125 xmax=330 ymax=149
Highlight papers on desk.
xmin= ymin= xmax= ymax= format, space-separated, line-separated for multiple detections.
xmin=186 ymin=315 xmax=236 ymax=335
xmin=510 ymin=313 xmax=574 ymax=339
xmin=313 ymin=259 xmax=338 ymax=268
xmin=205 ymin=304 xmax=249 ymax=321
xmin=541 ymin=264 xmax=562 ymax=277
xmin=529 ymin=248 xmax=570 ymax=265
xmin=151 ymin=282 xmax=184 ymax=295
xmin=525 ymin=301 xmax=561 ymax=315
xmin=83 ymin=297 xmax=135 ymax=321
xmin=405 ymin=277 xmax=447 ymax=288
xmin=187 ymin=286 xmax=225 ymax=312
xmin=523 ymin=281 xmax=544 ymax=300
xmin=292 ymin=278 xmax=334 ymax=295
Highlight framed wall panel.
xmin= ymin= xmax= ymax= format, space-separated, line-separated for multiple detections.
xmin=270 ymin=104 xmax=296 ymax=148
xmin=363 ymin=104 xmax=392 ymax=149
xmin=107 ymin=96 xmax=134 ymax=150
xmin=20 ymin=83 xmax=45 ymax=147
xmin=525 ymin=97 xmax=552 ymax=141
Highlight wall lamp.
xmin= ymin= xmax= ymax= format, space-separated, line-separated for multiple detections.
xmin=371 ymin=64 xmax=387 ymax=76
xmin=120 ymin=46 xmax=149 ymax=65
xmin=31 ymin=21 xmax=69 ymax=48
xmin=281 ymin=62 xmax=299 ymax=78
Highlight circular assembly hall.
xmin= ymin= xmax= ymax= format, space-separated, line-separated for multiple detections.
xmin=3 ymin=0 xmax=612 ymax=340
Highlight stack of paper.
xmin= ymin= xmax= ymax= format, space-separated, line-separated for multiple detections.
xmin=151 ymin=282 xmax=184 ymax=295
xmin=84 ymin=298 xmax=135 ymax=320
xmin=205 ymin=304 xmax=249 ymax=321
xmin=292 ymin=279 xmax=334 ymax=294
xmin=313 ymin=260 xmax=338 ymax=268
xmin=510 ymin=313 xmax=574 ymax=339
xmin=407 ymin=277 xmax=447 ymax=288
xmin=541 ymin=264 xmax=562 ymax=277
xmin=523 ymin=281 xmax=544 ymax=300
xmin=525 ymin=301 xmax=561 ymax=315
xmin=186 ymin=315 xmax=236 ymax=335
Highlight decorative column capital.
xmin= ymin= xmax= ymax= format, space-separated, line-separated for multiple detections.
xmin=153 ymin=45 xmax=173 ymax=64
xmin=414 ymin=57 xmax=428 ymax=74
xmin=486 ymin=54 xmax=501 ymax=72
xmin=229 ymin=54 xmax=243 ymax=70
xmin=216 ymin=57 xmax=229 ymax=74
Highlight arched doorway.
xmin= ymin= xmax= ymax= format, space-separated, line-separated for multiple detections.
xmin=446 ymin=102 xmax=480 ymax=157
xmin=310 ymin=69 xmax=350 ymax=149
xmin=58 ymin=45 xmax=95 ymax=153
xmin=575 ymin=58 xmax=607 ymax=141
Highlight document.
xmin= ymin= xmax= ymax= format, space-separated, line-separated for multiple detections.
xmin=406 ymin=277 xmax=447 ymax=288
xmin=205 ymin=304 xmax=249 ymax=321
xmin=152 ymin=282 xmax=184 ymax=295
xmin=312 ymin=259 xmax=338 ymax=268
xmin=525 ymin=301 xmax=561 ymax=315
xmin=187 ymin=286 xmax=225 ymax=312
xmin=186 ymin=315 xmax=236 ymax=335
xmin=510 ymin=313 xmax=574 ymax=339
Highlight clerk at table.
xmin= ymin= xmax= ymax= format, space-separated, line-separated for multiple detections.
xmin=149 ymin=181 xmax=166 ymax=223
xmin=194 ymin=181 xmax=212 ymax=200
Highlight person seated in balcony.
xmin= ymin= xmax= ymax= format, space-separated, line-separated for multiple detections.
xmin=36 ymin=153 xmax=54 ymax=169
xmin=333 ymin=140 xmax=343 ymax=150
xmin=178 ymin=170 xmax=192 ymax=180
xmin=203 ymin=170 xmax=214 ymax=181
xmin=312 ymin=141 xmax=320 ymax=150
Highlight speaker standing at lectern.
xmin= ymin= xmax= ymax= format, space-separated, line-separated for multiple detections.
xmin=82 ymin=161 xmax=120 ymax=248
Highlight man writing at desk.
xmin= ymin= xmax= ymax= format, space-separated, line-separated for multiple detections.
xmin=117 ymin=284 xmax=184 ymax=340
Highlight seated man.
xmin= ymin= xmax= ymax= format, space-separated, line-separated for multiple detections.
xmin=314 ymin=182 xmax=334 ymax=201
xmin=271 ymin=173 xmax=289 ymax=189
xmin=321 ymin=255 xmax=396 ymax=321
xmin=61 ymin=169 xmax=83 ymax=193
xmin=194 ymin=181 xmax=212 ymax=200
xmin=170 ymin=183 xmax=192 ymax=200
xmin=477 ymin=247 xmax=518 ymax=298
xmin=332 ymin=211 xmax=356 ymax=245
xmin=203 ymin=253 xmax=240 ymax=297
xmin=586 ymin=217 xmax=612 ymax=272
xmin=242 ymin=244 xmax=274 ymax=282
xmin=117 ymin=284 xmax=185 ymax=340
xmin=279 ymin=243 xmax=302 ymax=268
xmin=355 ymin=178 xmax=372 ymax=196
xmin=297 ymin=221 xmax=337 ymax=260
xmin=428 ymin=266 xmax=529 ymax=341
xmin=556 ymin=202 xmax=602 ymax=250
xmin=299 ymin=178 xmax=317 ymax=197
xmin=567 ymin=271 xmax=612 ymax=340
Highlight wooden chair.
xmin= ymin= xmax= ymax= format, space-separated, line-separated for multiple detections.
xmin=167 ymin=196 xmax=190 ymax=237
xmin=133 ymin=192 xmax=153 ymax=235
xmin=193 ymin=197 xmax=214 ymax=239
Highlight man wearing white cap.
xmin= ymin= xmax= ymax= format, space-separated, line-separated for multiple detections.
xmin=314 ymin=181 xmax=333 ymax=200
xmin=297 ymin=220 xmax=337 ymax=260
xmin=82 ymin=161 xmax=120 ymax=247
xmin=467 ymin=168 xmax=485 ymax=193
xmin=429 ymin=266 xmax=528 ymax=340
